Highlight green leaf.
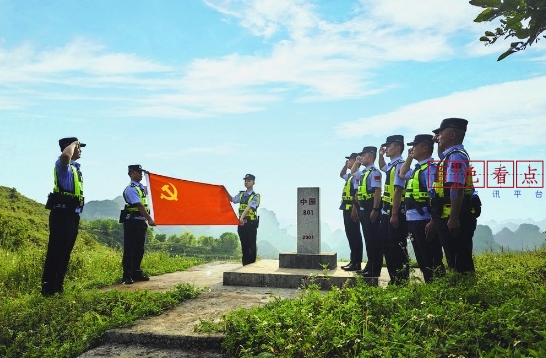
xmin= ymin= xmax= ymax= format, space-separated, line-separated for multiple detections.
xmin=480 ymin=36 xmax=492 ymax=42
xmin=485 ymin=30 xmax=496 ymax=36
xmin=505 ymin=14 xmax=525 ymax=30
xmin=497 ymin=48 xmax=517 ymax=61
xmin=469 ymin=0 xmax=501 ymax=8
xmin=474 ymin=8 xmax=492 ymax=22
xmin=500 ymin=0 xmax=522 ymax=11
xmin=514 ymin=28 xmax=530 ymax=39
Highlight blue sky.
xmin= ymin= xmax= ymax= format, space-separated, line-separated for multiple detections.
xmin=1 ymin=0 xmax=545 ymax=232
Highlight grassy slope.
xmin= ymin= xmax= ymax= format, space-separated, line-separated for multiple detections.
xmin=0 ymin=186 xmax=204 ymax=357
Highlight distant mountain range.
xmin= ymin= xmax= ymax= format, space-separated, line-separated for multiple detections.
xmin=81 ymin=198 xmax=545 ymax=259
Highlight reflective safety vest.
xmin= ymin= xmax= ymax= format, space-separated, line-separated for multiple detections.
xmin=341 ymin=174 xmax=354 ymax=210
xmin=53 ymin=163 xmax=84 ymax=200
xmin=431 ymin=148 xmax=474 ymax=219
xmin=404 ymin=161 xmax=431 ymax=210
xmin=123 ymin=184 xmax=149 ymax=216
xmin=238 ymin=191 xmax=260 ymax=221
xmin=382 ymin=159 xmax=405 ymax=214
xmin=357 ymin=168 xmax=374 ymax=202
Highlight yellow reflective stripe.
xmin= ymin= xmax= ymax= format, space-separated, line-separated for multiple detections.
xmin=53 ymin=164 xmax=83 ymax=199
xmin=341 ymin=175 xmax=354 ymax=202
xmin=238 ymin=192 xmax=259 ymax=220
xmin=357 ymin=169 xmax=374 ymax=201
xmin=125 ymin=185 xmax=149 ymax=212
xmin=405 ymin=162 xmax=429 ymax=203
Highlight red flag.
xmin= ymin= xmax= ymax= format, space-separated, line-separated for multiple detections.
xmin=147 ymin=173 xmax=239 ymax=225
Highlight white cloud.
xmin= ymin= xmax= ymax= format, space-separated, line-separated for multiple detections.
xmin=335 ymin=75 xmax=546 ymax=148
xmin=2 ymin=0 xmax=544 ymax=118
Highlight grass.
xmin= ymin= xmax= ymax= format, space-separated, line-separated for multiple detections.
xmin=198 ymin=249 xmax=546 ymax=358
xmin=0 ymin=244 xmax=205 ymax=358
xmin=1 ymin=212 xmax=545 ymax=358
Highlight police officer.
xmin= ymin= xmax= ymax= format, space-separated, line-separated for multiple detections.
xmin=340 ymin=153 xmax=363 ymax=271
xmin=350 ymin=146 xmax=383 ymax=277
xmin=121 ymin=164 xmax=156 ymax=284
xmin=378 ymin=135 xmax=409 ymax=284
xmin=230 ymin=174 xmax=260 ymax=266
xmin=430 ymin=118 xmax=477 ymax=274
xmin=42 ymin=137 xmax=86 ymax=296
xmin=399 ymin=135 xmax=445 ymax=282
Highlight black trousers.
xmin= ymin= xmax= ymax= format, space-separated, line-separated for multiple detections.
xmin=407 ymin=220 xmax=445 ymax=283
xmin=343 ymin=209 xmax=363 ymax=265
xmin=42 ymin=210 xmax=80 ymax=295
xmin=358 ymin=209 xmax=383 ymax=275
xmin=380 ymin=210 xmax=408 ymax=283
xmin=436 ymin=210 xmax=477 ymax=274
xmin=238 ymin=223 xmax=257 ymax=265
xmin=123 ymin=219 xmax=148 ymax=277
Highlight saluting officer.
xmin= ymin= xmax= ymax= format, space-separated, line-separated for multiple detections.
xmin=121 ymin=164 xmax=156 ymax=284
xmin=399 ymin=135 xmax=445 ymax=283
xmin=430 ymin=118 xmax=477 ymax=274
xmin=340 ymin=153 xmax=363 ymax=271
xmin=350 ymin=146 xmax=383 ymax=277
xmin=42 ymin=137 xmax=86 ymax=296
xmin=230 ymin=174 xmax=260 ymax=266
xmin=378 ymin=135 xmax=409 ymax=284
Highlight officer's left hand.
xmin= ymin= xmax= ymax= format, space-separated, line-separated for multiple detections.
xmin=239 ymin=217 xmax=245 ymax=226
xmin=447 ymin=217 xmax=460 ymax=237
xmin=351 ymin=207 xmax=359 ymax=222
xmin=425 ymin=220 xmax=436 ymax=241
xmin=390 ymin=213 xmax=399 ymax=229
xmin=370 ymin=210 xmax=378 ymax=223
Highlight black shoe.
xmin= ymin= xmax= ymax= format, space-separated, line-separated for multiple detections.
xmin=359 ymin=271 xmax=377 ymax=277
xmin=342 ymin=263 xmax=361 ymax=271
xmin=341 ymin=262 xmax=353 ymax=269
xmin=133 ymin=274 xmax=150 ymax=282
xmin=122 ymin=277 xmax=134 ymax=284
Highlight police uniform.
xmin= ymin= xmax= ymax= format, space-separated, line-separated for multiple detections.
xmin=341 ymin=153 xmax=363 ymax=271
xmin=122 ymin=164 xmax=151 ymax=284
xmin=231 ymin=174 xmax=260 ymax=266
xmin=430 ymin=118 xmax=477 ymax=274
xmin=403 ymin=135 xmax=445 ymax=283
xmin=354 ymin=146 xmax=383 ymax=276
xmin=380 ymin=135 xmax=409 ymax=284
xmin=42 ymin=137 xmax=86 ymax=296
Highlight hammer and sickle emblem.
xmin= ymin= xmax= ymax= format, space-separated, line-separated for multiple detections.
xmin=160 ymin=183 xmax=178 ymax=201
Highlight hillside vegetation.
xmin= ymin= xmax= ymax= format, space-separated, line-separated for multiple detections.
xmin=0 ymin=186 xmax=204 ymax=357
xmin=2 ymin=186 xmax=546 ymax=357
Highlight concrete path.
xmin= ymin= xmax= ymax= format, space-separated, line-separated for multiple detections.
xmin=78 ymin=260 xmax=416 ymax=357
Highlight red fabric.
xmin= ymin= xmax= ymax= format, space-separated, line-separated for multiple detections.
xmin=148 ymin=173 xmax=239 ymax=225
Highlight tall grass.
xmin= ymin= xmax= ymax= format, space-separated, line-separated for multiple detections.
xmin=0 ymin=244 xmax=205 ymax=357
xmin=213 ymin=249 xmax=546 ymax=357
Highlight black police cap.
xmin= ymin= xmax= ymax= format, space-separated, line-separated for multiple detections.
xmin=407 ymin=134 xmax=434 ymax=146
xmin=128 ymin=164 xmax=145 ymax=173
xmin=344 ymin=153 xmax=359 ymax=160
xmin=243 ymin=174 xmax=255 ymax=180
xmin=59 ymin=137 xmax=86 ymax=151
xmin=360 ymin=146 xmax=377 ymax=155
xmin=381 ymin=135 xmax=404 ymax=147
xmin=432 ymin=118 xmax=468 ymax=134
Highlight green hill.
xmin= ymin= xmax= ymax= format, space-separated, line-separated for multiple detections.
xmin=0 ymin=186 xmax=97 ymax=250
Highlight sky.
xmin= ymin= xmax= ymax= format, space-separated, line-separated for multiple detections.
xmin=1 ymin=0 xmax=545 ymax=232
